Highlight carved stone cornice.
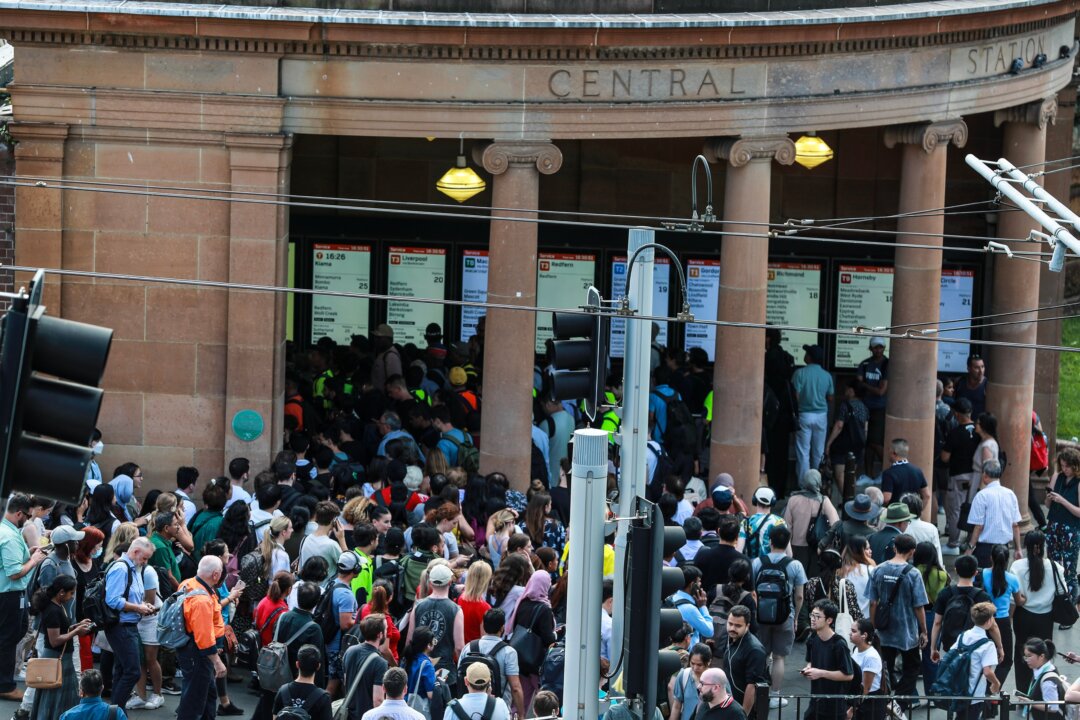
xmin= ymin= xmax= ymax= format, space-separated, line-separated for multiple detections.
xmin=9 ymin=123 xmax=69 ymax=164
xmin=883 ymin=119 xmax=968 ymax=153
xmin=704 ymin=135 xmax=795 ymax=168
xmin=994 ymin=97 xmax=1058 ymax=130
xmin=475 ymin=142 xmax=563 ymax=176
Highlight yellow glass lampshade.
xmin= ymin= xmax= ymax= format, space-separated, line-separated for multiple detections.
xmin=794 ymin=134 xmax=834 ymax=170
xmin=436 ymin=155 xmax=486 ymax=202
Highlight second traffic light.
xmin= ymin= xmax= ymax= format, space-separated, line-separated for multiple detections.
xmin=550 ymin=285 xmax=609 ymax=422
xmin=623 ymin=498 xmax=686 ymax=720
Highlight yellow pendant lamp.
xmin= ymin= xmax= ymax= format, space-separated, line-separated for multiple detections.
xmin=436 ymin=138 xmax=486 ymax=203
xmin=794 ymin=132 xmax=834 ymax=170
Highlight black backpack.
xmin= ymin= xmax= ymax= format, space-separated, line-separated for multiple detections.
xmin=872 ymin=564 xmax=913 ymax=631
xmin=276 ymin=685 xmax=316 ymax=720
xmin=84 ymin=560 xmax=134 ymax=629
xmin=539 ymin=640 xmax=566 ymax=704
xmin=448 ymin=697 xmax=495 ymax=720
xmin=313 ymin=581 xmax=346 ymax=643
xmin=653 ymin=391 xmax=698 ymax=457
xmin=755 ymin=556 xmax=793 ymax=625
xmin=456 ymin=640 xmax=508 ymax=698
xmin=939 ymin=587 xmax=985 ymax=652
xmin=646 ymin=441 xmax=677 ymax=502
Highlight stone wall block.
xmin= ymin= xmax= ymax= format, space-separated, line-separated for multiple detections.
xmin=15 ymin=46 xmax=147 ymax=89
xmin=147 ymin=195 xmax=229 ymax=236
xmin=225 ymin=291 xmax=277 ymax=347
xmin=96 ymin=144 xmax=201 ymax=183
xmin=196 ymin=344 xmax=229 ymax=398
xmin=143 ymin=394 xmax=226 ymax=448
xmin=146 ymin=286 xmax=228 ymax=344
xmin=61 ymin=282 xmax=146 ymax=341
xmin=198 ymin=235 xmax=231 ymax=282
xmin=226 ymin=346 xmax=276 ymax=399
xmin=64 ymin=190 xmax=147 ymax=233
xmin=61 ymin=229 xmax=95 ymax=272
xmin=144 ymin=54 xmax=279 ymax=96
xmin=97 ymin=392 xmax=145 ymax=446
xmin=96 ymin=232 xmax=198 ymax=278
xmin=104 ymin=340 xmax=196 ymax=395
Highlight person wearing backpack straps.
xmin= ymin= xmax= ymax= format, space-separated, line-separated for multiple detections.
xmin=459 ymin=609 xmax=525 ymax=718
xmin=340 ymin=614 xmax=391 ymax=720
xmin=58 ymin=670 xmax=125 ymax=720
xmin=750 ymin=525 xmax=806 ymax=710
xmin=668 ymin=643 xmax=711 ymax=720
xmin=273 ymin=644 xmax=333 ymax=720
xmin=738 ymin=488 xmax=790 ymax=560
xmin=445 ymin=663 xmax=510 ymax=720
xmin=175 ymin=555 xmax=228 ymax=720
xmin=648 ymin=366 xmax=696 ymax=481
xmin=938 ymin=601 xmax=1000 ymax=720
xmin=930 ymin=555 xmax=1003 ymax=665
xmin=866 ymin=534 xmax=928 ymax=715
xmin=1019 ymin=638 xmax=1070 ymax=720
xmin=781 ymin=469 xmax=839 ymax=577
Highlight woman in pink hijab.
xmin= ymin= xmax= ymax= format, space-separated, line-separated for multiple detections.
xmin=506 ymin=569 xmax=557 ymax=709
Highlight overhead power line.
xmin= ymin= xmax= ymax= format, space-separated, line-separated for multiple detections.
xmin=4 ymin=263 xmax=1079 ymax=355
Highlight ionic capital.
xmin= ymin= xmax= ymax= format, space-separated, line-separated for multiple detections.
xmin=883 ymin=119 xmax=968 ymax=153
xmin=704 ymin=135 xmax=795 ymax=168
xmin=994 ymin=97 xmax=1058 ymax=130
xmin=475 ymin=142 xmax=563 ymax=176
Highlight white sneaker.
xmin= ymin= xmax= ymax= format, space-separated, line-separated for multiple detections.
xmin=125 ymin=696 xmax=148 ymax=711
xmin=769 ymin=698 xmax=789 ymax=709
xmin=146 ymin=694 xmax=165 ymax=710
xmin=942 ymin=544 xmax=961 ymax=556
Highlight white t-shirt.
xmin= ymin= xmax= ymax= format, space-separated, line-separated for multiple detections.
xmin=852 ymin=646 xmax=882 ymax=692
xmin=843 ymin=565 xmax=872 ymax=618
xmin=953 ymin=626 xmax=998 ymax=697
xmin=226 ymin=484 xmax=252 ymax=510
xmin=1010 ymin=558 xmax=1065 ymax=615
xmin=250 ymin=507 xmax=284 ymax=541
xmin=176 ymin=491 xmax=197 ymax=525
xmin=300 ymin=533 xmax=342 ymax=574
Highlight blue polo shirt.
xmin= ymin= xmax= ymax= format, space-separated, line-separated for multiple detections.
xmin=104 ymin=556 xmax=145 ymax=625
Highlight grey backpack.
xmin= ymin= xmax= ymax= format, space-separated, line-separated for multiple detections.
xmin=257 ymin=618 xmax=315 ymax=692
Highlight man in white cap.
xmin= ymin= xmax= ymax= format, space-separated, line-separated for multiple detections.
xmin=857 ymin=337 xmax=889 ymax=473
xmin=408 ymin=563 xmax=464 ymax=686
xmin=444 ymin=662 xmax=510 ymax=720
xmin=737 ymin=487 xmax=789 ymax=559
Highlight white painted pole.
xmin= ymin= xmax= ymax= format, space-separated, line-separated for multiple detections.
xmin=563 ymin=428 xmax=610 ymax=720
xmin=611 ymin=227 xmax=654 ymax=675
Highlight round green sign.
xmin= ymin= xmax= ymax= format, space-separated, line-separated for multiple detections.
xmin=232 ymin=410 xmax=264 ymax=442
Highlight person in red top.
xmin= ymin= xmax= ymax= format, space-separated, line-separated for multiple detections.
xmin=360 ymin=581 xmax=400 ymax=663
xmin=253 ymin=572 xmax=293 ymax=647
xmin=455 ymin=562 xmax=492 ymax=643
xmin=177 ymin=555 xmax=226 ymax=720
xmin=374 ymin=461 xmax=424 ymax=520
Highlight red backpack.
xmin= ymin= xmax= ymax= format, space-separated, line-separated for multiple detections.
xmin=1030 ymin=411 xmax=1049 ymax=472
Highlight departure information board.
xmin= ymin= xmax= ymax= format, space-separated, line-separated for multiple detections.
xmin=610 ymin=256 xmax=670 ymax=358
xmin=835 ymin=265 xmax=893 ymax=367
xmin=311 ymin=243 xmax=371 ymax=343
xmin=684 ymin=258 xmax=721 ymax=360
xmin=460 ymin=249 xmax=488 ymax=342
xmin=535 ymin=253 xmax=596 ymax=353
xmin=387 ymin=246 xmax=446 ymax=346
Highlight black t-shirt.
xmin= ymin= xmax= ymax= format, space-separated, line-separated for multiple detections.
xmin=343 ymin=643 xmax=390 ymax=719
xmin=40 ymin=602 xmax=73 ymax=654
xmin=696 ymin=545 xmax=748 ymax=600
xmin=944 ymin=423 xmax=979 ymax=477
xmin=881 ymin=462 xmax=926 ymax=498
xmin=805 ymin=633 xmax=853 ymax=697
xmin=720 ymin=633 xmax=768 ymax=706
xmin=696 ymin=697 xmax=747 ymax=720
xmin=273 ymin=682 xmax=333 ymax=720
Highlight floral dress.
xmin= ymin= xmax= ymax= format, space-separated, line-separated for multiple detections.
xmin=518 ymin=517 xmax=568 ymax=559
xmin=1046 ymin=472 xmax=1080 ymax=599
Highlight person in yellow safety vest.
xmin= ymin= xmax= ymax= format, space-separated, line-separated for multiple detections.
xmin=309 ymin=346 xmax=335 ymax=412
xmin=703 ymin=390 xmax=713 ymax=424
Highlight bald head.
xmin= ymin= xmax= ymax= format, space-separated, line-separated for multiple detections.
xmin=699 ymin=668 xmax=729 ymax=706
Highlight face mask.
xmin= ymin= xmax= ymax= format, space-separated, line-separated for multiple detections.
xmin=92 ymin=441 xmax=104 ymax=456
xmin=91 ymin=547 xmax=103 ymax=559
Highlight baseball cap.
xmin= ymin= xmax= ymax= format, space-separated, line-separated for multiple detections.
xmin=449 ymin=367 xmax=468 ymax=387
xmin=466 ymin=662 xmax=491 ymax=688
xmin=869 ymin=337 xmax=886 ymax=348
xmin=752 ymin=486 xmax=777 ymax=507
xmin=429 ymin=564 xmax=454 ymax=587
xmin=802 ymin=344 xmax=824 ymax=364
xmin=51 ymin=525 xmax=85 ymax=545
xmin=711 ymin=486 xmax=734 ymax=510
xmin=337 ymin=551 xmax=361 ymax=573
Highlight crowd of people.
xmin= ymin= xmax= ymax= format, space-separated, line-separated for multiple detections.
xmin=0 ymin=323 xmax=1077 ymax=720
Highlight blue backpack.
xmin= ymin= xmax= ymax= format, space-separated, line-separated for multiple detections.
xmin=156 ymin=586 xmax=208 ymax=650
xmin=931 ymin=635 xmax=991 ymax=710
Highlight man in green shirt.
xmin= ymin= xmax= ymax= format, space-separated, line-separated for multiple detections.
xmin=191 ymin=481 xmax=228 ymax=560
xmin=0 ymin=494 xmax=49 ymax=700
xmin=149 ymin=513 xmax=182 ymax=587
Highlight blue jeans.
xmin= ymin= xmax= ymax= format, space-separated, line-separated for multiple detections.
xmin=796 ymin=411 xmax=828 ymax=480
xmin=104 ymin=624 xmax=140 ymax=707
xmin=177 ymin=641 xmax=218 ymax=720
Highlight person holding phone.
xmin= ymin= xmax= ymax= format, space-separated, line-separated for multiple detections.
xmin=299 ymin=502 xmax=349 ymax=574
xmin=1018 ymin=638 xmax=1067 ymax=720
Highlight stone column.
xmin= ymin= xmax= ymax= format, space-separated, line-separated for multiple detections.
xmin=474 ymin=142 xmax=562 ymax=491
xmin=1034 ymin=89 xmax=1075 ymax=476
xmin=988 ymin=98 xmax=1056 ymax=527
xmin=225 ymin=133 xmax=293 ymax=470
xmin=882 ymin=120 xmax=968 ymax=518
xmin=10 ymin=123 xmax=68 ymax=311
xmin=704 ymin=135 xmax=795 ymax=505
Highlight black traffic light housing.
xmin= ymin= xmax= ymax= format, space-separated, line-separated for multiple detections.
xmin=0 ymin=270 xmax=113 ymax=503
xmin=550 ymin=285 xmax=609 ymax=422
xmin=624 ymin=498 xmax=687 ymax=720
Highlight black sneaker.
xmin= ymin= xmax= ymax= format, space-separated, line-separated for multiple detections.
xmin=159 ymin=682 xmax=181 ymax=696
xmin=218 ymin=704 xmax=244 ymax=716
xmin=11 ymin=709 xmax=30 ymax=720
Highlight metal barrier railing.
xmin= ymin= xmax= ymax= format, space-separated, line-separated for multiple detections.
xmin=746 ymin=681 xmax=1077 ymax=720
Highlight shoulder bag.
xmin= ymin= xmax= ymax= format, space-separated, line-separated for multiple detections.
xmin=1051 ymin=561 xmax=1080 ymax=626
xmin=509 ymin=606 xmax=547 ymax=673
xmin=407 ymin=658 xmax=432 ymax=719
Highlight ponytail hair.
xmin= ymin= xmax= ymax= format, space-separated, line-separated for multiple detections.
xmin=852 ymin=617 xmax=880 ymax=651
xmin=31 ymin=574 xmax=77 ymax=615
xmin=990 ymin=544 xmax=1008 ymax=598
xmin=1024 ymin=530 xmax=1046 ymax=593
xmin=266 ymin=571 xmax=294 ymax=603
xmin=368 ymin=583 xmax=390 ymax=615
xmin=1023 ymin=637 xmax=1056 ymax=661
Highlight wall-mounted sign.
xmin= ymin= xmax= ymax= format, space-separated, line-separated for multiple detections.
xmin=684 ymin=259 xmax=721 ymax=360
xmin=311 ymin=243 xmax=371 ymax=344
xmin=535 ymin=253 xmax=596 ymax=354
xmin=610 ymin=256 xmax=670 ymax=358
xmin=939 ymin=269 xmax=976 ymax=374
xmin=767 ymin=262 xmax=822 ymax=361
xmin=460 ymin=249 xmax=489 ymax=343
xmin=835 ymin=265 xmax=893 ymax=367
xmin=387 ymin=246 xmax=447 ymax=346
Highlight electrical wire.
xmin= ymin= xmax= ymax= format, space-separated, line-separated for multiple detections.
xmin=0 ymin=177 xmax=1055 ymax=258
xmin=5 ymin=263 xmax=1079 ymax=354
xmin=889 ymin=299 xmax=1080 ymax=331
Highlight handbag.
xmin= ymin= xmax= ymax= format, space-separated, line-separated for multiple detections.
xmin=26 ymin=656 xmax=63 ymax=690
xmin=509 ymin=609 xmax=547 ymax=674
xmin=407 ymin=658 xmax=432 ymax=719
xmin=1050 ymin=561 xmax=1080 ymax=626
xmin=834 ymin=578 xmax=854 ymax=649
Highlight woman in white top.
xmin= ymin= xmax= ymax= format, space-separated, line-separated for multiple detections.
xmin=840 ymin=536 xmax=876 ymax=618
xmin=972 ymin=413 xmax=1001 ymax=487
xmin=849 ymin=618 xmax=885 ymax=720
xmin=1010 ymin=530 xmax=1066 ymax=691
xmin=261 ymin=516 xmax=294 ymax=580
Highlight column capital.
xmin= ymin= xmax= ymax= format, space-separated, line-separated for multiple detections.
xmin=474 ymin=142 xmax=562 ymax=176
xmin=883 ymin=119 xmax=968 ymax=153
xmin=703 ymin=135 xmax=795 ymax=168
xmin=994 ymin=96 xmax=1058 ymax=130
